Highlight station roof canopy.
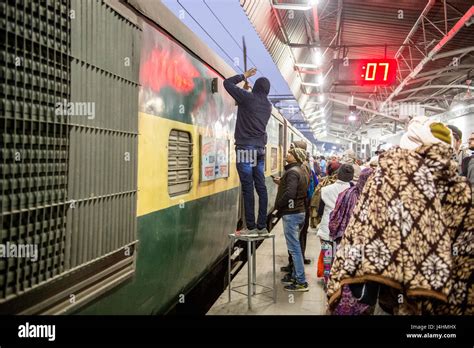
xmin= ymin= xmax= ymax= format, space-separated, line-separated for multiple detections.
xmin=241 ymin=0 xmax=474 ymax=142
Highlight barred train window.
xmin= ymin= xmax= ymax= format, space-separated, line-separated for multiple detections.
xmin=168 ymin=129 xmax=193 ymax=196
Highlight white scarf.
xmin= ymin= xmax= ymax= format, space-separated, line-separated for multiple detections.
xmin=400 ymin=116 xmax=452 ymax=150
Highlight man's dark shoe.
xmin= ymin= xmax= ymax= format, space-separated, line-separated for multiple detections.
xmin=281 ymin=273 xmax=295 ymax=284
xmin=280 ymin=265 xmax=292 ymax=273
xmin=304 ymin=258 xmax=311 ymax=265
xmin=284 ymin=282 xmax=309 ymax=292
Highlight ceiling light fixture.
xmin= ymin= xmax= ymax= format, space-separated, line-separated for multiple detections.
xmin=302 ymin=82 xmax=322 ymax=87
xmin=317 ymin=74 xmax=324 ymax=86
xmin=348 ymin=105 xmax=357 ymax=121
xmin=315 ymin=50 xmax=322 ymax=66
xmin=317 ymin=131 xmax=328 ymax=138
xmin=272 ymin=2 xmax=312 ymax=11
xmin=295 ymin=63 xmax=320 ymax=69
xmin=310 ymin=120 xmax=323 ymax=127
xmin=306 ymin=109 xmax=325 ymax=118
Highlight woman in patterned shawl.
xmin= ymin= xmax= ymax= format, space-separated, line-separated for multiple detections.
xmin=327 ymin=167 xmax=374 ymax=315
xmin=327 ymin=117 xmax=473 ymax=315
xmin=329 ymin=167 xmax=374 ymax=244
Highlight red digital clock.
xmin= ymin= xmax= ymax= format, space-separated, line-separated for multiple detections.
xmin=357 ymin=59 xmax=397 ymax=85
xmin=335 ymin=58 xmax=398 ymax=86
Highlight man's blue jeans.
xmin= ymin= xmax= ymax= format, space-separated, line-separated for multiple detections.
xmin=235 ymin=145 xmax=268 ymax=230
xmin=282 ymin=212 xmax=306 ymax=284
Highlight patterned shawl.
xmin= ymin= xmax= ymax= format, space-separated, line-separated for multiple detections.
xmin=329 ymin=168 xmax=374 ymax=243
xmin=327 ymin=144 xmax=473 ymax=314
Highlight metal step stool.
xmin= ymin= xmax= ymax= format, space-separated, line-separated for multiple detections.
xmin=227 ymin=232 xmax=276 ymax=310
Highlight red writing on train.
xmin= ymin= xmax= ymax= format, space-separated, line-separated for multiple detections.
xmin=140 ymin=48 xmax=200 ymax=93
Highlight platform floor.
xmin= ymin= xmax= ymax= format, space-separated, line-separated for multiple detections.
xmin=207 ymin=222 xmax=328 ymax=315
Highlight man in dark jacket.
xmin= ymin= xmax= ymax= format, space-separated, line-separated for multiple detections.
xmin=273 ymin=146 xmax=309 ymax=292
xmin=224 ymin=68 xmax=272 ymax=235
xmin=447 ymin=125 xmax=468 ymax=174
xmin=281 ymin=141 xmax=312 ymax=273
xmin=462 ymin=131 xmax=474 ymax=187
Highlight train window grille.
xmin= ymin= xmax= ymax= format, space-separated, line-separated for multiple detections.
xmin=168 ymin=130 xmax=193 ymax=196
xmin=0 ymin=0 xmax=70 ymax=304
xmin=0 ymin=0 xmax=140 ymax=314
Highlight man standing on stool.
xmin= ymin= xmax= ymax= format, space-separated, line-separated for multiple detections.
xmin=273 ymin=147 xmax=310 ymax=292
xmin=224 ymin=68 xmax=272 ymax=236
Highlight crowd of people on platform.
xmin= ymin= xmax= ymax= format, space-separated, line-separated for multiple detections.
xmin=312 ymin=117 xmax=472 ymax=315
xmin=224 ymin=70 xmax=473 ymax=315
xmin=274 ymin=116 xmax=474 ymax=315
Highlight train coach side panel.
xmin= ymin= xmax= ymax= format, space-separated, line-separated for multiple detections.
xmin=79 ymin=20 xmax=283 ymax=314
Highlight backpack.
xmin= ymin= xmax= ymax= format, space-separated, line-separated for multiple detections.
xmin=310 ymin=174 xmax=338 ymax=228
xmin=307 ymin=168 xmax=318 ymax=203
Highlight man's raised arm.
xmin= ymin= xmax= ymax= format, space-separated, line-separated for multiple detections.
xmin=223 ymin=68 xmax=257 ymax=104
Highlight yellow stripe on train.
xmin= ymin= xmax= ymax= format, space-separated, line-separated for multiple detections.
xmin=137 ymin=112 xmax=283 ymax=217
xmin=137 ymin=112 xmax=240 ymax=217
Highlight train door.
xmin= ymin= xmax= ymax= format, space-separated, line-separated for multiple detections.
xmin=282 ymin=119 xmax=288 ymax=175
xmin=278 ymin=122 xmax=284 ymax=175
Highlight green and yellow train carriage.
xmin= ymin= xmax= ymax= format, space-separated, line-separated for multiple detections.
xmin=0 ymin=0 xmax=314 ymax=315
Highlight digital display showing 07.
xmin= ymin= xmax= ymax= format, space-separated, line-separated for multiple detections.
xmin=358 ymin=59 xmax=397 ymax=85
xmin=334 ymin=58 xmax=398 ymax=86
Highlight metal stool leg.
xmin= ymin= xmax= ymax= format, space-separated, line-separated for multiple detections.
xmin=247 ymin=239 xmax=252 ymax=310
xmin=252 ymin=240 xmax=256 ymax=295
xmin=272 ymin=235 xmax=276 ymax=303
xmin=228 ymin=237 xmax=232 ymax=303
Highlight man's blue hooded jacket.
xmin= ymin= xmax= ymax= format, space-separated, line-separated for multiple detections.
xmin=223 ymin=74 xmax=272 ymax=148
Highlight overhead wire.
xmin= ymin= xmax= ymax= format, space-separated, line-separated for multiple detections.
xmin=177 ymin=0 xmax=309 ymax=130
xmin=202 ymin=0 xmax=280 ymax=95
xmin=176 ymin=0 xmax=244 ymax=74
